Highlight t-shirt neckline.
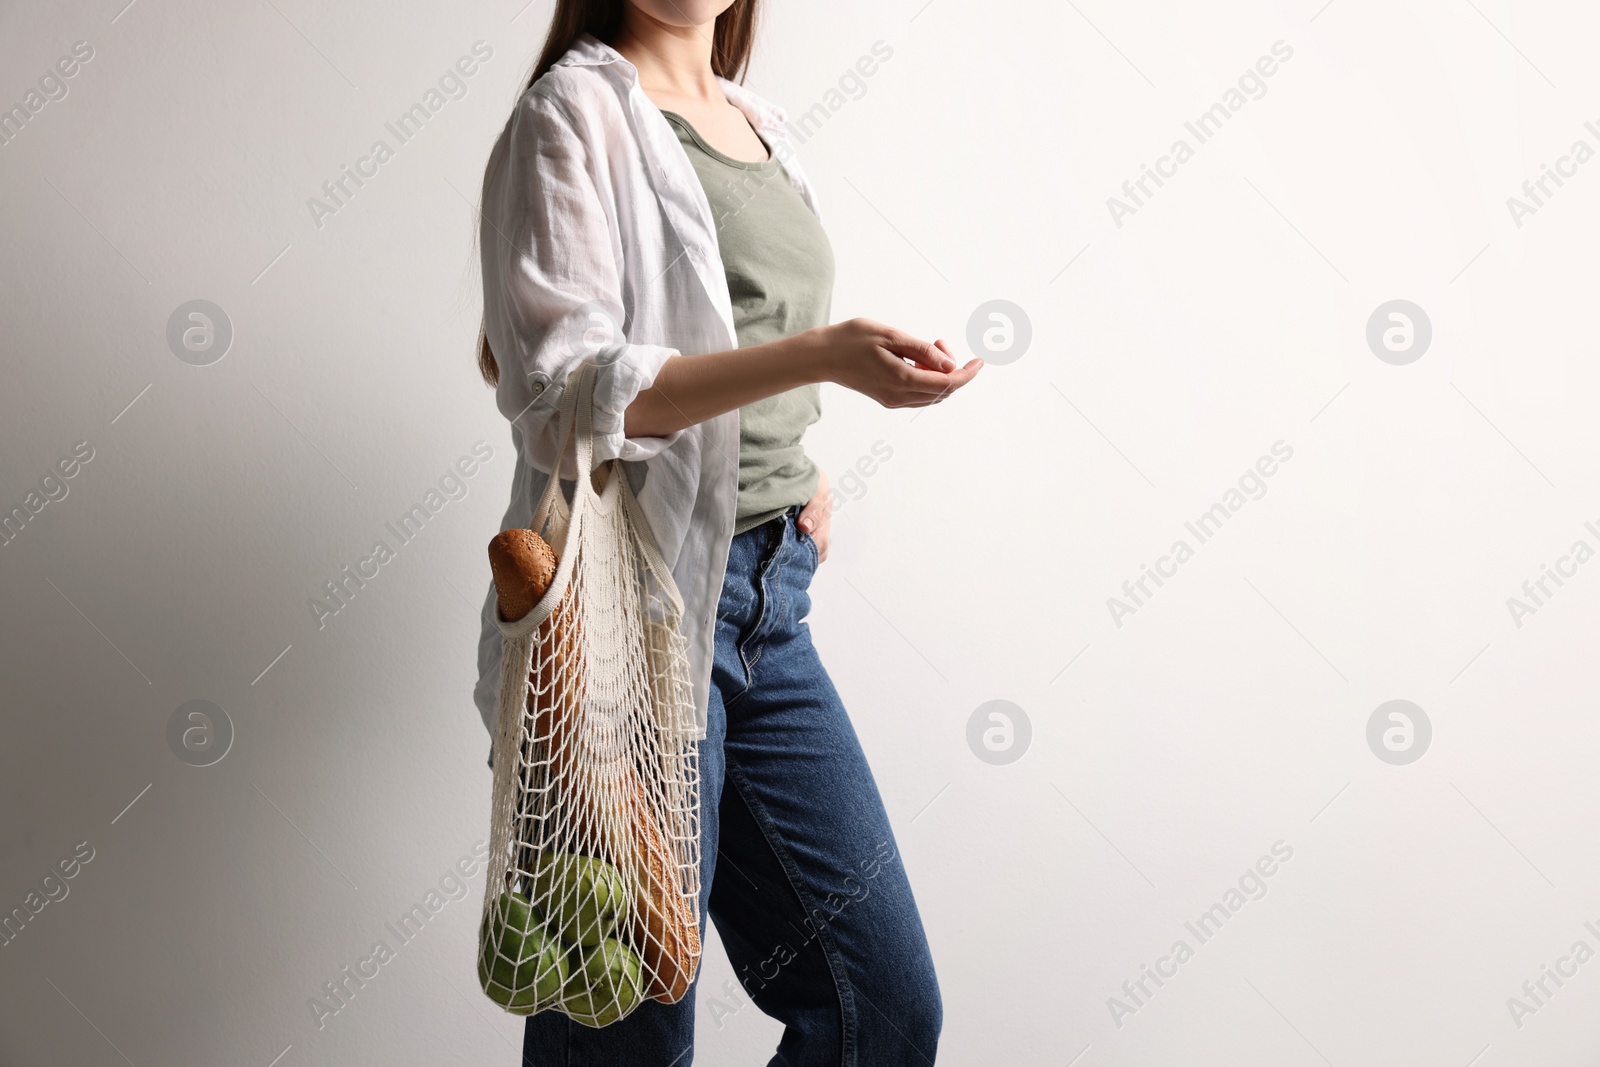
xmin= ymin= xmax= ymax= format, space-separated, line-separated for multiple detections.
xmin=660 ymin=109 xmax=775 ymax=170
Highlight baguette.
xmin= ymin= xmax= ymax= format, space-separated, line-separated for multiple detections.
xmin=489 ymin=528 xmax=576 ymax=763
xmin=489 ymin=528 xmax=587 ymax=842
xmin=488 ymin=528 xmax=557 ymax=623
xmin=630 ymin=782 xmax=702 ymax=1001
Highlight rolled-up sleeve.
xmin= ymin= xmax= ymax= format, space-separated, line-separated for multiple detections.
xmin=481 ymin=85 xmax=684 ymax=481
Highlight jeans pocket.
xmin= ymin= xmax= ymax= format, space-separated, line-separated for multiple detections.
xmin=789 ymin=507 xmax=820 ymax=569
xmin=798 ymin=525 xmax=820 ymax=569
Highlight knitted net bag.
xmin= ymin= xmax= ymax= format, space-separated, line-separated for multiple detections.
xmin=477 ymin=358 xmax=701 ymax=1026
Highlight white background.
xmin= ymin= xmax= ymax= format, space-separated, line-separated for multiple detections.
xmin=4 ymin=0 xmax=1600 ymax=1064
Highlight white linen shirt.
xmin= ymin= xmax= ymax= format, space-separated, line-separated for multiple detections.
xmin=473 ymin=33 xmax=823 ymax=750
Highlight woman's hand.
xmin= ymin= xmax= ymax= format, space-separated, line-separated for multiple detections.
xmin=805 ymin=318 xmax=983 ymax=408
xmin=798 ymin=471 xmax=832 ymax=563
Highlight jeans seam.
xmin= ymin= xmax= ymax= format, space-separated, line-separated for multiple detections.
xmin=723 ymin=756 xmax=859 ymax=1067
xmin=738 ymin=518 xmax=790 ymax=680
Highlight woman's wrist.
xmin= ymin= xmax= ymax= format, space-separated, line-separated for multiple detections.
xmin=784 ymin=324 xmax=838 ymax=387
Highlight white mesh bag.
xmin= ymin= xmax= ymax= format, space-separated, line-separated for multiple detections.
xmin=478 ymin=358 xmax=702 ymax=1026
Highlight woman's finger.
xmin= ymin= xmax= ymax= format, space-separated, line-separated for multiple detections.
xmin=890 ymin=362 xmax=982 ymax=404
xmin=881 ymin=333 xmax=953 ymax=372
xmin=798 ymin=490 xmax=829 ymax=535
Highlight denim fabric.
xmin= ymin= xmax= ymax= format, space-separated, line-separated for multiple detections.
xmin=522 ymin=503 xmax=941 ymax=1066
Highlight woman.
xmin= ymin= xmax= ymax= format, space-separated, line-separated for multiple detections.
xmin=473 ymin=1 xmax=982 ymax=1062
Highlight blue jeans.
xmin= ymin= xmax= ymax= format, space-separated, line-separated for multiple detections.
xmin=522 ymin=504 xmax=941 ymax=1066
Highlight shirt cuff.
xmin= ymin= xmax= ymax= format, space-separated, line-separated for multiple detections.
xmin=587 ymin=344 xmax=684 ymax=464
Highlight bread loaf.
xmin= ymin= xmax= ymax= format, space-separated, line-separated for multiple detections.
xmin=490 ymin=527 xmax=586 ymax=838
xmin=630 ymin=782 xmax=701 ymax=1002
xmin=488 ymin=528 xmax=557 ymax=622
xmin=489 ymin=526 xmax=581 ymax=748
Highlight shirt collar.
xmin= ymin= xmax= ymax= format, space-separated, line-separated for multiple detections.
xmin=553 ymin=32 xmax=789 ymax=133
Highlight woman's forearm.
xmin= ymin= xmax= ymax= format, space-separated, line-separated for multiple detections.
xmin=623 ymin=328 xmax=831 ymax=439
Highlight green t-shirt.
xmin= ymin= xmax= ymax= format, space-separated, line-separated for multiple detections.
xmin=661 ymin=109 xmax=836 ymax=536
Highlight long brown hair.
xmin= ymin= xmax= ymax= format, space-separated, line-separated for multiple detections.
xmin=476 ymin=0 xmax=761 ymax=386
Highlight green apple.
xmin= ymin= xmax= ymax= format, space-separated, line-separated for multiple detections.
xmin=531 ymin=853 xmax=629 ymax=947
xmin=479 ymin=891 xmax=567 ymax=1013
xmin=563 ymin=937 xmax=644 ymax=1027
